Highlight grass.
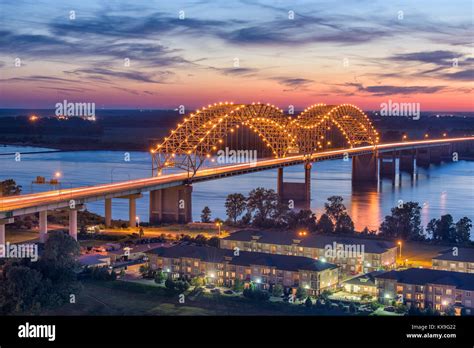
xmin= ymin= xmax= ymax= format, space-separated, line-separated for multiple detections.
xmin=45 ymin=279 xmax=355 ymax=316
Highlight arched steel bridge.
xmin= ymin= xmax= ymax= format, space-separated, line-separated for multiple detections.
xmin=151 ymin=102 xmax=379 ymax=175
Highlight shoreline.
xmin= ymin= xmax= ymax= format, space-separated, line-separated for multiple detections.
xmin=0 ymin=140 xmax=148 ymax=152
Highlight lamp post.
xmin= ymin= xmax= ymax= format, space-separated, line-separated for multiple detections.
xmin=215 ymin=221 xmax=222 ymax=236
xmin=397 ymin=241 xmax=402 ymax=260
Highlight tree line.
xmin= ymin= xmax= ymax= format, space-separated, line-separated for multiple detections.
xmin=200 ymin=187 xmax=472 ymax=244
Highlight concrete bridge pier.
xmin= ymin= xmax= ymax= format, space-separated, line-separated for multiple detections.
xmin=277 ymin=164 xmax=311 ymax=209
xmin=352 ymin=153 xmax=378 ymax=183
xmin=117 ymin=194 xmax=143 ymax=228
xmin=69 ymin=209 xmax=78 ymax=241
xmin=430 ymin=147 xmax=442 ymax=164
xmin=416 ymin=148 xmax=431 ymax=168
xmin=379 ymin=153 xmax=396 ymax=180
xmin=149 ymin=185 xmax=192 ymax=224
xmin=104 ymin=198 xmax=112 ymax=227
xmin=399 ymin=151 xmax=415 ymax=174
xmin=39 ymin=210 xmax=48 ymax=243
xmin=0 ymin=218 xmax=13 ymax=245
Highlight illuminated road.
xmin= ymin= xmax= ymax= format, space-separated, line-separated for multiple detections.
xmin=0 ymin=137 xmax=472 ymax=218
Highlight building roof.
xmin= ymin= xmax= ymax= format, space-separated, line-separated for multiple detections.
xmin=146 ymin=245 xmax=337 ymax=273
xmin=78 ymin=254 xmax=110 ymax=266
xmin=344 ymin=270 xmax=387 ymax=287
xmin=108 ymin=243 xmax=169 ymax=255
xmin=433 ymin=248 xmax=474 ymax=263
xmin=375 ymin=268 xmax=474 ymax=291
xmin=223 ymin=229 xmax=397 ymax=254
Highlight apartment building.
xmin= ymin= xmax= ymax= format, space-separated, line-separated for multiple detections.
xmin=220 ymin=230 xmax=397 ymax=274
xmin=432 ymin=248 xmax=474 ymax=274
xmin=145 ymin=245 xmax=339 ymax=295
xmin=375 ymin=268 xmax=474 ymax=314
xmin=343 ymin=270 xmax=385 ymax=297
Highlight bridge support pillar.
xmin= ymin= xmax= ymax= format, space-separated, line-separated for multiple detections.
xmin=430 ymin=148 xmax=442 ymax=164
xmin=399 ymin=151 xmax=415 ymax=174
xmin=277 ymin=164 xmax=311 ymax=209
xmin=416 ymin=149 xmax=430 ymax=168
xmin=0 ymin=224 xmax=4 ymax=245
xmin=129 ymin=197 xmax=137 ymax=229
xmin=277 ymin=167 xmax=284 ymax=198
xmin=379 ymin=154 xmax=396 ymax=179
xmin=149 ymin=185 xmax=193 ymax=224
xmin=0 ymin=218 xmax=13 ymax=245
xmin=352 ymin=153 xmax=378 ymax=183
xmin=39 ymin=210 xmax=48 ymax=243
xmin=69 ymin=209 xmax=78 ymax=241
xmin=105 ymin=198 xmax=112 ymax=227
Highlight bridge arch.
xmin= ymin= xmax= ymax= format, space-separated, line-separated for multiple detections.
xmin=152 ymin=102 xmax=379 ymax=175
xmin=153 ymin=102 xmax=297 ymax=173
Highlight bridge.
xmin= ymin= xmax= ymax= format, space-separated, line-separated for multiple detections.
xmin=0 ymin=102 xmax=472 ymax=244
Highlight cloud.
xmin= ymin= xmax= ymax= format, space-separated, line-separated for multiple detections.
xmin=67 ymin=67 xmax=173 ymax=84
xmin=346 ymin=83 xmax=445 ymax=96
xmin=273 ymin=77 xmax=313 ymax=88
xmin=441 ymin=69 xmax=474 ymax=81
xmin=390 ymin=50 xmax=463 ymax=65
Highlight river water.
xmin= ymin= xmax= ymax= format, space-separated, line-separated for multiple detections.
xmin=1 ymin=145 xmax=473 ymax=233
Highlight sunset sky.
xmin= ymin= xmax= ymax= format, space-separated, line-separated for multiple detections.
xmin=0 ymin=0 xmax=472 ymax=111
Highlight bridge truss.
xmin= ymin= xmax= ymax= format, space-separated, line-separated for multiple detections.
xmin=151 ymin=102 xmax=379 ymax=176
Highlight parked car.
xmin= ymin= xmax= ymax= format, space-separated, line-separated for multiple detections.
xmin=210 ymin=288 xmax=221 ymax=294
xmin=223 ymin=290 xmax=234 ymax=295
xmin=384 ymin=306 xmax=395 ymax=312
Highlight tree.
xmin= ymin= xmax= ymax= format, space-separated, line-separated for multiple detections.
xmin=296 ymin=287 xmax=307 ymax=300
xmin=0 ymin=266 xmax=44 ymax=314
xmin=305 ymin=297 xmax=313 ymax=308
xmin=0 ymin=231 xmax=81 ymax=314
xmin=0 ymin=179 xmax=22 ymax=196
xmin=247 ymin=187 xmax=280 ymax=226
xmin=165 ymin=278 xmax=176 ymax=293
xmin=316 ymin=214 xmax=334 ymax=234
xmin=233 ymin=278 xmax=244 ymax=292
xmin=455 ymin=217 xmax=472 ymax=244
xmin=272 ymin=284 xmax=283 ymax=297
xmin=324 ymin=196 xmax=346 ymax=223
xmin=201 ymin=206 xmax=211 ymax=223
xmin=190 ymin=276 xmax=206 ymax=287
xmin=379 ymin=202 xmax=423 ymax=240
xmin=154 ymin=271 xmax=166 ymax=284
xmin=335 ymin=212 xmax=355 ymax=234
xmin=225 ymin=193 xmax=247 ymax=224
xmin=287 ymin=210 xmax=317 ymax=231
xmin=427 ymin=214 xmax=458 ymax=243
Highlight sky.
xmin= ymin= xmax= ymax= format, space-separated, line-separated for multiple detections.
xmin=0 ymin=0 xmax=472 ymax=111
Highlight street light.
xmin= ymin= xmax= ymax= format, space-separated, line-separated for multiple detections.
xmin=54 ymin=171 xmax=61 ymax=178
xmin=397 ymin=241 xmax=402 ymax=260
xmin=215 ymin=221 xmax=222 ymax=236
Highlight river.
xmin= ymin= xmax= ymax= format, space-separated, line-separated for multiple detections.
xmin=1 ymin=145 xmax=473 ymax=233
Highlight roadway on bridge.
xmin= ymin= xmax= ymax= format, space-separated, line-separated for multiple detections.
xmin=0 ymin=137 xmax=472 ymax=216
